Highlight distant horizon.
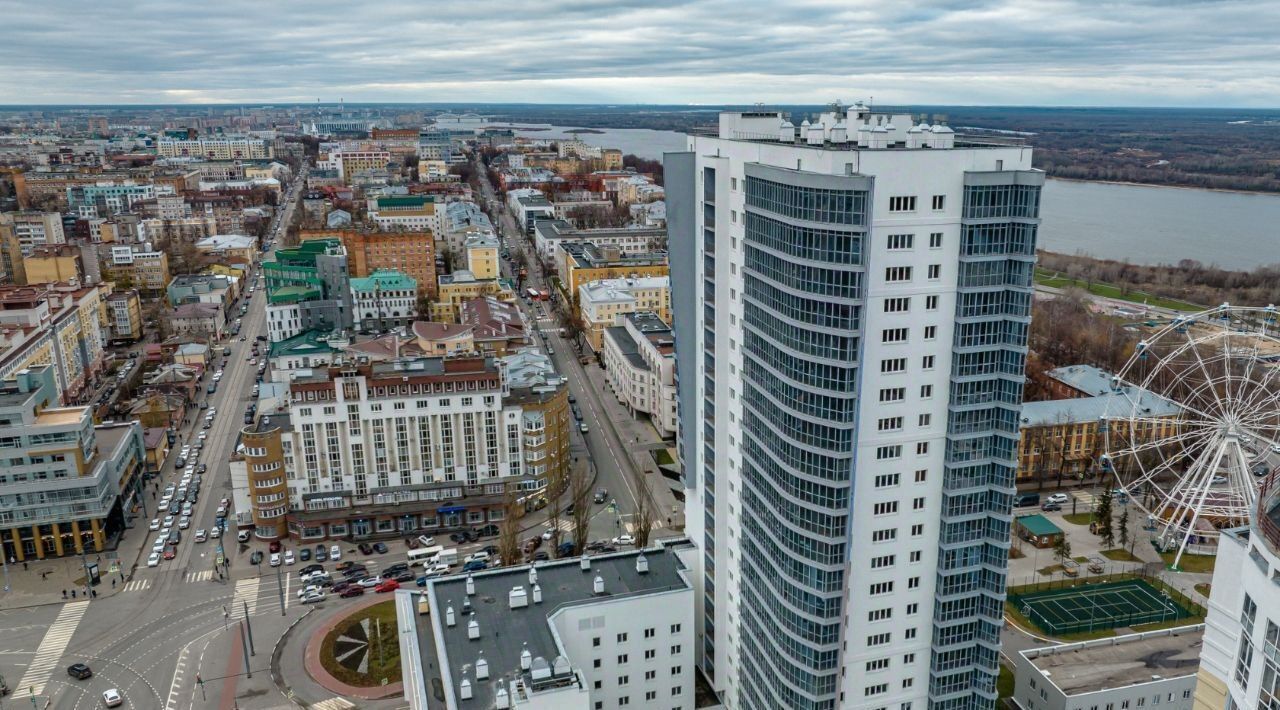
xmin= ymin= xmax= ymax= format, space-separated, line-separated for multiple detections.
xmin=2 ymin=102 xmax=1278 ymax=112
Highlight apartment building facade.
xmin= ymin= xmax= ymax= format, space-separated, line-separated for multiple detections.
xmin=300 ymin=228 xmax=439 ymax=298
xmin=157 ymin=136 xmax=273 ymax=160
xmin=668 ymin=108 xmax=1040 ymax=710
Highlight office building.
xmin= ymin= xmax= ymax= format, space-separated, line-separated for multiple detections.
xmin=350 ymin=269 xmax=417 ymax=332
xmin=0 ymin=365 xmax=146 ymax=561
xmin=399 ymin=540 xmax=697 ymax=710
xmin=578 ymin=276 xmax=671 ymax=352
xmin=668 ymin=106 xmax=1042 ymax=709
xmin=263 ymin=238 xmax=353 ymax=342
xmin=300 ymin=228 xmax=438 ymax=299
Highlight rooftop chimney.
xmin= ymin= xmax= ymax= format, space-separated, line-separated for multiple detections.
xmin=495 ymin=687 xmax=510 ymax=709
xmin=509 ymin=585 xmax=528 ymax=609
xmin=532 ymin=584 xmax=542 ymax=604
xmin=446 ymin=605 xmax=456 ymax=626
xmin=459 ymin=677 xmax=472 ymax=700
xmin=466 ymin=575 xmax=475 ymax=595
xmin=636 ymin=554 xmax=649 ymax=574
xmin=520 ymin=644 xmax=532 ymax=670
xmin=467 ymin=617 xmax=480 ymax=640
xmin=476 ymin=653 xmax=489 ymax=679
xmin=580 ymin=557 xmax=591 ymax=572
xmin=593 ymin=575 xmax=605 ymax=595
xmin=529 ymin=568 xmax=538 ymax=585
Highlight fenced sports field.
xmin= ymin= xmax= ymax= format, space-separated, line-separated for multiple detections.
xmin=1008 ymin=578 xmax=1196 ymax=635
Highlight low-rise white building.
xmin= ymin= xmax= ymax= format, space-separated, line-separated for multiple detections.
xmin=399 ymin=539 xmax=697 ymax=710
xmin=534 ymin=219 xmax=665 ymax=262
xmin=350 ymin=269 xmax=417 ymax=331
xmin=1014 ymin=626 xmax=1203 ymax=710
xmin=601 ymin=311 xmax=677 ymax=438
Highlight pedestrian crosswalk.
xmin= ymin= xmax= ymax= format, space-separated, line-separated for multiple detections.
xmin=122 ymin=579 xmax=150 ymax=593
xmin=185 ymin=570 xmax=213 ymax=583
xmin=310 ymin=698 xmax=355 ymax=710
xmin=13 ymin=600 xmax=89 ymax=697
xmin=228 ymin=577 xmax=259 ymax=619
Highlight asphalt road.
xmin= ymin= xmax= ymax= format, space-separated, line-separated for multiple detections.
xmin=4 ymin=175 xmax=315 ymax=710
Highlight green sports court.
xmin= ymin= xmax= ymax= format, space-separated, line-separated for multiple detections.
xmin=1008 ymin=579 xmax=1195 ymax=635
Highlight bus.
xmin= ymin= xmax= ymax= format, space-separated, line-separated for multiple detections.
xmin=408 ymin=545 xmax=444 ymax=567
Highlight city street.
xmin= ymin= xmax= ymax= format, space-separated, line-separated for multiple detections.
xmin=473 ymin=158 xmax=685 ymax=546
xmin=0 ymin=175 xmax=318 ymax=710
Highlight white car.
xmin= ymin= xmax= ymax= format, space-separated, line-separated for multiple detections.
xmin=541 ymin=528 xmax=555 ymax=541
xmin=1272 ymin=444 xmax=1280 ymax=454
xmin=357 ymin=576 xmax=384 ymax=588
xmin=422 ymin=563 xmax=451 ymax=578
xmin=1045 ymin=493 xmax=1070 ymax=505
xmin=194 ymin=529 xmax=208 ymax=542
xmin=269 ymin=553 xmax=282 ymax=567
xmin=612 ymin=534 xmax=636 ymax=546
xmin=465 ymin=551 xmax=490 ymax=565
xmin=197 ymin=432 xmax=208 ymax=441
xmin=102 ymin=688 xmax=123 ymax=707
xmin=284 ymin=550 xmax=296 ymax=565
xmin=417 ymin=535 xmax=436 ymax=547
xmin=1211 ymin=475 xmax=1228 ymax=485
xmin=178 ymin=516 xmax=191 ymax=530
xmin=210 ymin=527 xmax=222 ymax=539
xmin=163 ymin=515 xmax=175 ymax=527
xmin=149 ymin=518 xmax=161 ymax=531
xmin=297 ymin=584 xmax=322 ymax=599
xmin=330 ymin=545 xmax=342 ymax=561
xmin=148 ymin=552 xmax=161 ymax=567
xmin=300 ymin=590 xmax=325 ymax=604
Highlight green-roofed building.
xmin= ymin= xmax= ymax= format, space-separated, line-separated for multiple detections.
xmin=267 ymin=328 xmax=337 ymax=371
xmin=1015 ymin=514 xmax=1064 ymax=549
xmin=350 ymin=268 xmax=418 ymax=332
xmin=262 ymin=238 xmax=353 ymax=342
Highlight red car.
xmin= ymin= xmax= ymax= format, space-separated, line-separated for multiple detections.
xmin=375 ymin=579 xmax=400 ymax=593
xmin=268 ymin=540 xmax=282 ymax=554
xmin=340 ymin=586 xmax=365 ymax=598
xmin=163 ymin=546 xmax=176 ymax=560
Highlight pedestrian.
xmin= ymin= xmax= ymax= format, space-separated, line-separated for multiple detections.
xmin=71 ymin=589 xmax=76 ymax=598
xmin=91 ymin=589 xmax=97 ymax=598
xmin=61 ymin=589 xmax=67 ymax=599
xmin=111 ymin=579 xmax=115 ymax=589
xmin=22 ymin=561 xmax=27 ymax=570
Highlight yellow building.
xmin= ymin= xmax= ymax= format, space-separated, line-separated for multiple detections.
xmin=559 ymin=242 xmax=669 ymax=295
xmin=108 ymin=249 xmax=170 ymax=296
xmin=465 ymin=234 xmax=499 ymax=280
xmin=431 ymin=271 xmax=518 ymax=322
xmin=577 ymin=276 xmax=671 ymax=352
xmin=601 ymin=149 xmax=624 ymax=171
xmin=207 ymin=263 xmax=247 ymax=280
xmin=105 ymin=290 xmax=143 ymax=343
xmin=1017 ymin=384 xmax=1181 ymax=483
xmin=22 ymin=244 xmax=83 ymax=285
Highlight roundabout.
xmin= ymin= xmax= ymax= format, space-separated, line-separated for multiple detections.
xmin=300 ymin=596 xmax=404 ymax=701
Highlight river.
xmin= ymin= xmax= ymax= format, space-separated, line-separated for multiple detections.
xmin=499 ymin=124 xmax=1280 ymax=270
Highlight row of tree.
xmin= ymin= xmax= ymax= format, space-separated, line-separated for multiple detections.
xmin=1039 ymin=250 xmax=1280 ymax=307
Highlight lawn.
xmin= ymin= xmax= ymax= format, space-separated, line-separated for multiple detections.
xmin=1072 ymin=556 xmax=1091 ymax=563
xmin=319 ymin=600 xmax=401 ymax=688
xmin=1195 ymin=583 xmax=1212 ymax=598
xmin=1160 ymin=552 xmax=1217 ymax=573
xmin=653 ymin=448 xmax=675 ymax=466
xmin=1037 ymin=564 xmax=1064 ymax=576
xmin=1101 ymin=548 xmax=1140 ymax=561
xmin=998 ymin=664 xmax=1015 ymax=699
xmin=1035 ymin=269 xmax=1202 ymax=312
xmin=1062 ymin=513 xmax=1094 ymax=526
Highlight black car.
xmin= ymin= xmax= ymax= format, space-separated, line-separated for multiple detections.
xmin=315 ymin=544 xmax=328 ymax=561
xmin=299 ymin=563 xmax=325 ymax=577
xmin=342 ymin=566 xmax=369 ymax=579
xmin=381 ymin=562 xmax=409 ymax=577
xmin=372 ymin=542 xmax=389 ymax=554
xmin=531 ymin=551 xmax=550 ymax=561
xmin=299 ymin=547 xmax=312 ymax=562
xmin=393 ymin=570 xmax=416 ymax=583
xmin=474 ymin=524 xmax=500 ymax=538
xmin=168 ymin=501 xmax=181 ymax=515
xmin=1041 ymin=501 xmax=1063 ymax=512
xmin=67 ymin=663 xmax=92 ymax=680
xmin=481 ymin=545 xmax=499 ymax=557
xmin=197 ymin=463 xmax=208 ymax=474
xmin=357 ymin=542 xmax=374 ymax=555
xmin=449 ymin=532 xmax=467 ymax=543
xmin=250 ymin=551 xmax=264 ymax=565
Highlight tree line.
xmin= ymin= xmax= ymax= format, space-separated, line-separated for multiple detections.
xmin=1039 ymin=250 xmax=1280 ymax=308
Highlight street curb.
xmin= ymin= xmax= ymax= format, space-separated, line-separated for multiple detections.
xmin=271 ymin=606 xmax=316 ymax=708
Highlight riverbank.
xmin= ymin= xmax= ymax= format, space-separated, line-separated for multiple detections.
xmin=1034 ymin=266 xmax=1204 ymax=312
xmin=1048 ymin=175 xmax=1280 ymax=198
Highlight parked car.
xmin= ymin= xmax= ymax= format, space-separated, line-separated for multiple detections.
xmin=375 ymin=579 xmax=400 ymax=593
xmin=300 ymin=590 xmax=326 ymax=604
xmin=250 ymin=551 xmax=264 ymax=565
xmin=315 ymin=545 xmax=328 ymax=562
xmin=417 ymin=535 xmax=435 ymax=547
xmin=474 ymin=524 xmax=500 ymax=538
xmin=557 ymin=541 xmax=576 ymax=557
xmin=284 ymin=550 xmax=296 ymax=565
xmin=339 ymin=586 xmax=365 ymax=598
xmin=330 ymin=545 xmax=342 ymax=561
xmin=299 ymin=547 xmax=312 ymax=562
xmin=357 ymin=576 xmax=384 ymax=588
xmin=372 ymin=542 xmax=389 ymax=554
xmin=269 ymin=540 xmax=282 ymax=553
xmin=462 ymin=560 xmax=487 ymax=572
xmin=237 ymin=530 xmax=251 ymax=543
xmin=269 ymin=553 xmax=281 ymax=567
xmin=357 ymin=542 xmax=373 ymax=555
xmin=612 ymin=534 xmax=636 ymax=546
xmin=299 ymin=563 xmax=324 ymax=577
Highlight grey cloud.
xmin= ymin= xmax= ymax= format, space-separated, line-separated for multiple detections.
xmin=0 ymin=0 xmax=1277 ymax=105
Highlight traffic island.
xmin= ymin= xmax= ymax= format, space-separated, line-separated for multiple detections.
xmin=303 ymin=596 xmax=404 ymax=699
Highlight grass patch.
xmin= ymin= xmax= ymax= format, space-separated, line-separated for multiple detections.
xmin=653 ymin=448 xmax=675 ymax=466
xmin=1132 ymin=616 xmax=1205 ymax=633
xmin=1062 ymin=513 xmax=1094 ymax=525
xmin=1038 ymin=564 xmax=1064 ymax=576
xmin=1101 ymin=548 xmax=1140 ymax=561
xmin=1072 ymin=556 xmax=1091 ymax=563
xmin=1160 ymin=552 xmax=1216 ymax=573
xmin=1057 ymin=628 xmax=1118 ymax=641
xmin=998 ymin=664 xmax=1015 ymax=699
xmin=319 ymin=600 xmax=401 ymax=688
xmin=1034 ymin=268 xmax=1202 ymax=312
xmin=1195 ymin=583 xmax=1212 ymax=598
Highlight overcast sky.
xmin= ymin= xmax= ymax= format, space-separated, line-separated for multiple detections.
xmin=2 ymin=0 xmax=1276 ymax=107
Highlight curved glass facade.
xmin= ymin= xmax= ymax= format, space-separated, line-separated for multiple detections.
xmin=737 ymin=177 xmax=866 ymax=710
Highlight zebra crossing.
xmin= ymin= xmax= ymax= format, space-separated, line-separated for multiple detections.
xmin=122 ymin=578 xmax=151 ymax=593
xmin=228 ymin=578 xmax=260 ymax=619
xmin=12 ymin=600 xmax=89 ymax=698
xmin=185 ymin=570 xmax=213 ymax=583
xmin=310 ymin=698 xmax=355 ymax=710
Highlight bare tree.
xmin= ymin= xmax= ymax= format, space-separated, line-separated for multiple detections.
xmin=546 ymin=476 xmax=563 ymax=548
xmin=498 ymin=488 xmax=522 ymax=566
xmin=569 ymin=463 xmax=592 ymax=555
xmin=633 ymin=481 xmax=655 ymax=549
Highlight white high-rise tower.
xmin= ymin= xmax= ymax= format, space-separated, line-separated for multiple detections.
xmin=666 ymin=105 xmax=1042 ymax=710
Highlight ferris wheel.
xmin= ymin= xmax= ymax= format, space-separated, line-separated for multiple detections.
xmin=1102 ymin=303 xmax=1280 ymax=569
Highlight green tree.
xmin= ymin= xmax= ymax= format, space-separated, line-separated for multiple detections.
xmin=1118 ymin=507 xmax=1131 ymax=551
xmin=1095 ymin=485 xmax=1115 ymax=549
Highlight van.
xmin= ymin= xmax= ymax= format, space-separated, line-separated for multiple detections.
xmin=431 ymin=548 xmax=458 ymax=567
xmin=1013 ymin=492 xmax=1041 ymax=508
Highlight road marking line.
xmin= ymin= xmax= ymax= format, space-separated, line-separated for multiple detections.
xmin=123 ymin=579 xmax=151 ymax=592
xmin=284 ymin=571 xmax=292 ymax=611
xmin=185 ymin=570 xmax=213 ymax=583
xmin=12 ymin=600 xmax=89 ymax=698
xmin=228 ymin=578 xmax=260 ymax=619
xmin=310 ymin=698 xmax=356 ymax=710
